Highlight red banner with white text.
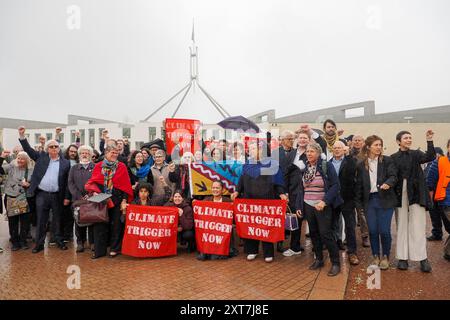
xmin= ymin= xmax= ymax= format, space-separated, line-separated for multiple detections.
xmin=234 ymin=198 xmax=286 ymax=243
xmin=122 ymin=204 xmax=179 ymax=258
xmin=192 ymin=200 xmax=234 ymax=256
xmin=165 ymin=118 xmax=201 ymax=161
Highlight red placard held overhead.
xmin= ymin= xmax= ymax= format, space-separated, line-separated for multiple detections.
xmin=122 ymin=205 xmax=179 ymax=258
xmin=234 ymin=198 xmax=286 ymax=243
xmin=165 ymin=118 xmax=201 ymax=161
xmin=192 ymin=200 xmax=234 ymax=256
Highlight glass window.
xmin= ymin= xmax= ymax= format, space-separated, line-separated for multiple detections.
xmin=46 ymin=133 xmax=52 ymax=141
xmin=89 ymin=129 xmax=95 ymax=147
xmin=98 ymin=128 xmax=105 ymax=140
xmin=149 ymin=127 xmax=156 ymax=141
xmin=34 ymin=133 xmax=41 ymax=144
xmin=122 ymin=127 xmax=131 ymax=139
xmin=79 ymin=129 xmax=85 ymax=145
xmin=70 ymin=130 xmax=76 ymax=143
xmin=135 ymin=141 xmax=144 ymax=149
xmin=59 ymin=133 xmax=64 ymax=143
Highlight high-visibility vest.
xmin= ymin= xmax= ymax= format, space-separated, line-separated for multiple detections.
xmin=435 ymin=156 xmax=450 ymax=201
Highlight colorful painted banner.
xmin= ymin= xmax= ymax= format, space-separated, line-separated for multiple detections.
xmin=189 ymin=161 xmax=243 ymax=196
xmin=234 ymin=198 xmax=286 ymax=243
xmin=122 ymin=204 xmax=179 ymax=258
xmin=192 ymin=200 xmax=234 ymax=256
xmin=165 ymin=118 xmax=201 ymax=160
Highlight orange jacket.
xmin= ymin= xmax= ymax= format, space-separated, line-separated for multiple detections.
xmin=434 ymin=156 xmax=450 ymax=201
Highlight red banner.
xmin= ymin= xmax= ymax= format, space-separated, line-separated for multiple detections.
xmin=234 ymin=198 xmax=286 ymax=243
xmin=122 ymin=204 xmax=179 ymax=258
xmin=192 ymin=200 xmax=234 ymax=256
xmin=165 ymin=118 xmax=201 ymax=160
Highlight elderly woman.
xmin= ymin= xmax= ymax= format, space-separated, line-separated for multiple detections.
xmin=85 ymin=140 xmax=133 ymax=259
xmin=68 ymin=145 xmax=95 ymax=253
xmin=293 ymin=142 xmax=343 ymax=276
xmin=164 ymin=190 xmax=195 ymax=252
xmin=148 ymin=149 xmax=178 ymax=204
xmin=231 ymin=141 xmax=287 ymax=263
xmin=0 ymin=150 xmax=34 ymax=251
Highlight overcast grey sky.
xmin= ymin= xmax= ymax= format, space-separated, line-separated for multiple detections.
xmin=1 ymin=0 xmax=449 ymax=124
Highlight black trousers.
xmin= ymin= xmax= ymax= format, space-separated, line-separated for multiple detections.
xmin=289 ymin=218 xmax=304 ymax=252
xmin=429 ymin=202 xmax=450 ymax=238
xmin=332 ymin=201 xmax=357 ymax=254
xmin=62 ymin=204 xmax=75 ymax=240
xmin=35 ymin=191 xmax=64 ymax=247
xmin=179 ymin=230 xmax=195 ymax=249
xmin=75 ymin=224 xmax=94 ymax=245
xmin=244 ymin=239 xmax=274 ymax=258
xmin=8 ymin=212 xmax=31 ymax=246
xmin=304 ymin=203 xmax=340 ymax=265
xmin=93 ymin=205 xmax=123 ymax=257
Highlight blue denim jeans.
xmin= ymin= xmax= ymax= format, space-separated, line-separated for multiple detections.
xmin=366 ymin=193 xmax=394 ymax=257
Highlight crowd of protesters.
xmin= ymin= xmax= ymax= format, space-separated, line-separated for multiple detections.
xmin=0 ymin=121 xmax=449 ymax=278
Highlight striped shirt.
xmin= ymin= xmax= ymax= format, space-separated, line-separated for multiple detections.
xmin=304 ymin=171 xmax=325 ymax=206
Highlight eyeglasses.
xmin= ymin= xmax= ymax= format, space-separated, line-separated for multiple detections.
xmin=48 ymin=145 xmax=59 ymax=149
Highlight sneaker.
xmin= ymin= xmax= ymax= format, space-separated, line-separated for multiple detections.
xmin=370 ymin=255 xmax=380 ymax=267
xmin=397 ymin=259 xmax=409 ymax=270
xmin=49 ymin=239 xmax=57 ymax=247
xmin=21 ymin=242 xmax=30 ymax=250
xmin=282 ymin=249 xmax=302 ymax=257
xmin=196 ymin=253 xmax=208 ymax=261
xmin=348 ymin=254 xmax=360 ymax=265
xmin=379 ymin=255 xmax=389 ymax=270
xmin=362 ymin=237 xmax=370 ymax=248
xmin=264 ymin=257 xmax=274 ymax=263
xmin=76 ymin=243 xmax=85 ymax=253
xmin=426 ymin=235 xmax=442 ymax=241
xmin=327 ymin=264 xmax=340 ymax=277
xmin=420 ymin=259 xmax=432 ymax=273
xmin=247 ymin=254 xmax=258 ymax=261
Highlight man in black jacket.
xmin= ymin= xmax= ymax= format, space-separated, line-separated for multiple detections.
xmin=329 ymin=141 xmax=360 ymax=265
xmin=391 ymin=130 xmax=435 ymax=272
xmin=18 ymin=126 xmax=71 ymax=253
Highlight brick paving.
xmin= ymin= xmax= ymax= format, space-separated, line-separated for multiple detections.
xmin=345 ymin=216 xmax=450 ymax=300
xmin=0 ymin=219 xmax=349 ymax=300
xmin=1 ymin=215 xmax=448 ymax=300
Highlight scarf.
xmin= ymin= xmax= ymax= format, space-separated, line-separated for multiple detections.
xmin=135 ymin=162 xmax=151 ymax=179
xmin=323 ymin=133 xmax=338 ymax=152
xmin=302 ymin=163 xmax=317 ymax=184
xmin=101 ymin=159 xmax=118 ymax=194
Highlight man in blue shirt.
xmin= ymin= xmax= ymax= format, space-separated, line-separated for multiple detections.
xmin=18 ymin=126 xmax=71 ymax=253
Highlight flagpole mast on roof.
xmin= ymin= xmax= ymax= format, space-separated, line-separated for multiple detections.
xmin=143 ymin=19 xmax=231 ymax=121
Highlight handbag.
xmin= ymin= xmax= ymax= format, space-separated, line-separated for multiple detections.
xmin=6 ymin=168 xmax=30 ymax=217
xmin=285 ymin=206 xmax=299 ymax=231
xmin=6 ymin=193 xmax=29 ymax=217
xmin=72 ymin=199 xmax=109 ymax=224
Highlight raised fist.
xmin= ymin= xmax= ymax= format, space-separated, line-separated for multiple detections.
xmin=18 ymin=126 xmax=26 ymax=137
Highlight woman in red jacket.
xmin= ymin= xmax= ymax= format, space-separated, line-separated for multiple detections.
xmin=85 ymin=140 xmax=133 ymax=259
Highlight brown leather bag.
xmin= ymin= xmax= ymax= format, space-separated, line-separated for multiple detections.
xmin=73 ymin=199 xmax=109 ymax=224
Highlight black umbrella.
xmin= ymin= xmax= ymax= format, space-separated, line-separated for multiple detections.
xmin=217 ymin=115 xmax=260 ymax=133
xmin=141 ymin=138 xmax=166 ymax=151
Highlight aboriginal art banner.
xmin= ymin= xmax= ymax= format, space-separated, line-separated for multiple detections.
xmin=122 ymin=204 xmax=179 ymax=258
xmin=192 ymin=200 xmax=234 ymax=256
xmin=234 ymin=198 xmax=286 ymax=243
xmin=189 ymin=161 xmax=243 ymax=196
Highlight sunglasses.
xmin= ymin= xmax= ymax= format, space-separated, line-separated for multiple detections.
xmin=48 ymin=145 xmax=59 ymax=149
